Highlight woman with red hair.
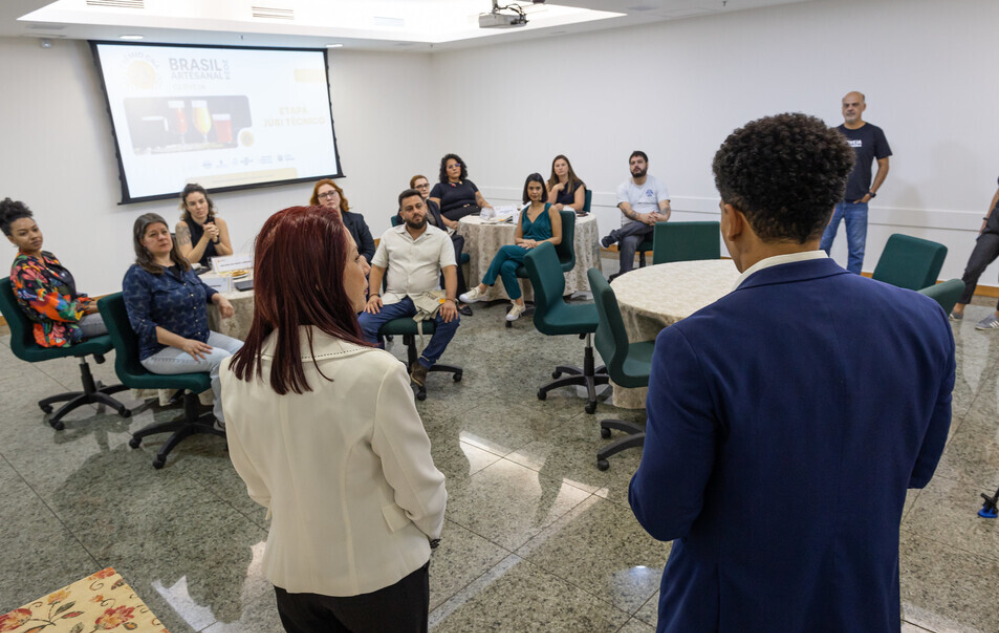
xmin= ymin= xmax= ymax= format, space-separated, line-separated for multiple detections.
xmin=220 ymin=205 xmax=446 ymax=633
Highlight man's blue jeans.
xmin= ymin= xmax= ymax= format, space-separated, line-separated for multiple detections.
xmin=357 ymin=297 xmax=459 ymax=369
xmin=820 ymin=201 xmax=868 ymax=274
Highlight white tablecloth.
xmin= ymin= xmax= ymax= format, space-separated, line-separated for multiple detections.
xmin=609 ymin=259 xmax=741 ymax=408
xmin=457 ymin=213 xmax=602 ymax=302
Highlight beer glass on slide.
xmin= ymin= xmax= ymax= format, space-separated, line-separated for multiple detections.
xmin=213 ymin=113 xmax=233 ymax=144
xmin=192 ymin=100 xmax=212 ymax=144
xmin=168 ymin=100 xmax=187 ymax=145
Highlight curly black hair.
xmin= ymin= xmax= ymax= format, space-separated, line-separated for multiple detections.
xmin=438 ymin=153 xmax=468 ymax=184
xmin=712 ymin=113 xmax=855 ymax=243
xmin=0 ymin=198 xmax=33 ymax=237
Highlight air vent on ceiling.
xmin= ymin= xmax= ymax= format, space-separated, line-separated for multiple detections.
xmin=86 ymin=0 xmax=145 ymax=8
xmin=252 ymin=6 xmax=294 ymax=20
xmin=374 ymin=16 xmax=405 ymax=28
xmin=27 ymin=24 xmax=67 ymax=30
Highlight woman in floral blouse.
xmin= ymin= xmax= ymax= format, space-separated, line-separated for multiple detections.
xmin=2 ymin=198 xmax=107 ymax=347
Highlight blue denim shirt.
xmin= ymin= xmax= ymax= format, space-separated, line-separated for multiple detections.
xmin=122 ymin=264 xmax=218 ymax=360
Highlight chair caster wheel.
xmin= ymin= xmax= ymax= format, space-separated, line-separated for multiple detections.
xmin=505 ymin=321 xmax=512 ymax=329
xmin=129 ymin=437 xmax=142 ymax=449
xmin=40 ymin=404 xmax=53 ymax=414
xmin=416 ymin=389 xmax=427 ymax=401
xmin=51 ymin=420 xmax=65 ymax=431
xmin=121 ymin=409 xmax=132 ymax=418
xmin=597 ymin=459 xmax=609 ymax=471
xmin=153 ymin=456 xmax=165 ymax=469
xmin=453 ymin=370 xmax=463 ymax=382
xmin=552 ymin=370 xmax=562 ymax=379
xmin=601 ymin=427 xmax=611 ymax=439
xmin=537 ymin=389 xmax=547 ymax=401
xmin=585 ymin=402 xmax=597 ymax=414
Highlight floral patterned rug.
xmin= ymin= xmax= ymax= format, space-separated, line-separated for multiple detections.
xmin=0 ymin=568 xmax=166 ymax=633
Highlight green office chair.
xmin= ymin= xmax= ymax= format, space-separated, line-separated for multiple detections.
xmin=651 ymin=221 xmax=721 ymax=265
xmin=871 ymin=234 xmax=947 ymax=291
xmin=918 ymin=279 xmax=965 ymax=315
xmin=0 ymin=277 xmax=130 ymax=429
xmin=588 ymin=268 xmax=656 ymax=470
xmin=524 ymin=242 xmax=609 ymax=413
xmin=508 ymin=210 xmax=576 ymax=328
xmin=582 ymin=189 xmax=592 ymax=213
xmin=98 ymin=293 xmax=224 ymax=469
xmin=378 ymin=319 xmax=462 ymax=401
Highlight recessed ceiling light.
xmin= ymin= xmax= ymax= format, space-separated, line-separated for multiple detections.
xmin=119 ymin=35 xmax=144 ymax=40
xmin=326 ymin=43 xmax=343 ymax=48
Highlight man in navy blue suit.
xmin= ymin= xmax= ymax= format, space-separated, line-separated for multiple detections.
xmin=629 ymin=113 xmax=955 ymax=633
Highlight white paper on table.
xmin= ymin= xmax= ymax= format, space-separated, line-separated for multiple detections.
xmin=211 ymin=253 xmax=254 ymax=274
xmin=203 ymin=275 xmax=232 ymax=293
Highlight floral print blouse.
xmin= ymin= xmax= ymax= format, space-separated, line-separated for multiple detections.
xmin=10 ymin=251 xmax=93 ymax=348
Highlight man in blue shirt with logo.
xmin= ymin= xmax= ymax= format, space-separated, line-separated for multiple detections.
xmin=602 ymin=151 xmax=671 ymax=277
xmin=820 ymin=91 xmax=892 ymax=274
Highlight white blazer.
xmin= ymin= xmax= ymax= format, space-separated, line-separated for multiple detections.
xmin=219 ymin=327 xmax=447 ymax=597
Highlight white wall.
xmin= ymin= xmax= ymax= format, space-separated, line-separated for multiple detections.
xmin=431 ymin=0 xmax=999 ymax=281
xmin=0 ymin=38 xmax=436 ymax=295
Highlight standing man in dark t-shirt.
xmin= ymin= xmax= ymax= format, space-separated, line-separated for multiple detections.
xmin=820 ymin=91 xmax=892 ymax=274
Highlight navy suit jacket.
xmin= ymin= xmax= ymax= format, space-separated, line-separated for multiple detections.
xmin=629 ymin=257 xmax=954 ymax=633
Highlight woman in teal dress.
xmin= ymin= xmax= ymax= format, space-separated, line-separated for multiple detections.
xmin=459 ymin=173 xmax=562 ymax=322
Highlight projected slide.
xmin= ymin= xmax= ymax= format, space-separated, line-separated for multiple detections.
xmin=91 ymin=42 xmax=342 ymax=203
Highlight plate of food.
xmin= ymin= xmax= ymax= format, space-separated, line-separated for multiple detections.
xmin=219 ymin=269 xmax=249 ymax=280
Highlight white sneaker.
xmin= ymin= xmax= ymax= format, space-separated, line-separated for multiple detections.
xmin=459 ymin=287 xmax=486 ymax=304
xmin=506 ymin=302 xmax=526 ymax=322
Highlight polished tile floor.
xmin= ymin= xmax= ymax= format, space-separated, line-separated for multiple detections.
xmin=1 ymin=295 xmax=998 ymax=632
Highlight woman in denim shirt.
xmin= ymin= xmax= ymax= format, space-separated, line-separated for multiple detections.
xmin=122 ymin=213 xmax=242 ymax=428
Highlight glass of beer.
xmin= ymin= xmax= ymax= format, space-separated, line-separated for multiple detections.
xmin=213 ymin=113 xmax=233 ymax=144
xmin=192 ymin=100 xmax=212 ymax=144
xmin=168 ymin=100 xmax=187 ymax=144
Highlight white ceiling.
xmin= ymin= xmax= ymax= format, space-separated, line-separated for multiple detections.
xmin=2 ymin=0 xmax=814 ymax=52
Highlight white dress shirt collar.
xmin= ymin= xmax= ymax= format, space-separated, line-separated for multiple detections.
xmin=732 ymin=250 xmax=828 ymax=291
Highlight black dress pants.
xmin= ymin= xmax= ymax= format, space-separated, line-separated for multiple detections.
xmin=274 ymin=562 xmax=430 ymax=633
xmin=959 ymin=208 xmax=999 ymax=306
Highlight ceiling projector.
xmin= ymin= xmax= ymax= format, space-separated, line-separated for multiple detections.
xmin=479 ymin=1 xmax=530 ymax=28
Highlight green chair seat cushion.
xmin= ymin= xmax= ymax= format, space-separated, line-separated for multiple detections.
xmin=380 ymin=317 xmax=436 ymax=336
xmin=535 ymin=303 xmax=598 ymax=336
xmin=618 ymin=340 xmax=655 ymax=388
xmin=460 ymin=253 xmax=470 ymax=264
xmin=122 ymin=370 xmax=211 ymax=393
xmin=15 ymin=334 xmax=115 ymax=363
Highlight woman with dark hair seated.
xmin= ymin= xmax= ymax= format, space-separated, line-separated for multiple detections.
xmin=175 ymin=183 xmax=233 ymax=267
xmin=459 ymin=173 xmax=562 ymax=322
xmin=2 ymin=197 xmax=107 ymax=346
xmin=310 ymin=178 xmax=375 ymax=266
xmin=411 ymin=173 xmax=472 ymax=316
xmin=123 ymin=213 xmax=242 ymax=428
xmin=428 ymin=153 xmax=493 ymax=222
xmin=547 ymin=154 xmax=587 ymax=213
xmin=220 ymin=205 xmax=446 ymax=633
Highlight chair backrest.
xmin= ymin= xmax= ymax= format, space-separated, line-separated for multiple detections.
xmin=390 ymin=213 xmax=402 ymax=227
xmin=917 ymin=279 xmax=965 ymax=315
xmin=524 ymin=242 xmax=566 ymax=331
xmin=871 ymin=234 xmax=947 ymax=291
xmin=0 ymin=277 xmax=34 ymax=361
xmin=587 ymin=268 xmax=631 ymax=381
xmin=652 ymin=221 xmax=721 ymax=265
xmin=556 ymin=209 xmax=576 ymax=272
xmin=582 ymin=189 xmax=592 ymax=213
xmin=97 ymin=293 xmax=149 ymax=383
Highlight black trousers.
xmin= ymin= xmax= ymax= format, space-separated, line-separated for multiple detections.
xmin=450 ymin=233 xmax=468 ymax=295
xmin=959 ymin=209 xmax=999 ymax=306
xmin=274 ymin=563 xmax=430 ymax=633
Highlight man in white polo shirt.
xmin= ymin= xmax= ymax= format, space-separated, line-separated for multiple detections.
xmin=358 ymin=188 xmax=460 ymax=387
xmin=601 ymin=150 xmax=672 ymax=277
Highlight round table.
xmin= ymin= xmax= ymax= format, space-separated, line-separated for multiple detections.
xmin=609 ymin=259 xmax=741 ymax=408
xmin=457 ymin=213 xmax=602 ymax=301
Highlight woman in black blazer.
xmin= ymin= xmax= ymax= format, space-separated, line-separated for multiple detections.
xmin=310 ymin=179 xmax=375 ymax=265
